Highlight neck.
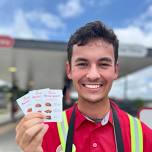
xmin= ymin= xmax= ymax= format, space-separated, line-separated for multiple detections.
xmin=77 ymin=98 xmax=110 ymax=119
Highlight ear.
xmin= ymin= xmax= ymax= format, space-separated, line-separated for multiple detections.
xmin=114 ymin=63 xmax=119 ymax=80
xmin=65 ymin=61 xmax=72 ymax=79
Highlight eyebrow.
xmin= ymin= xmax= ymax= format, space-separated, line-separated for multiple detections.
xmin=75 ymin=58 xmax=88 ymax=63
xmin=98 ymin=57 xmax=112 ymax=63
xmin=74 ymin=57 xmax=113 ymax=63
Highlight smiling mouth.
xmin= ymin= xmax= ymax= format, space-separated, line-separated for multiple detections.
xmin=82 ymin=84 xmax=103 ymax=89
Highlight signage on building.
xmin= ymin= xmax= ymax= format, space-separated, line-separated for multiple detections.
xmin=139 ymin=108 xmax=152 ymax=129
xmin=0 ymin=35 xmax=15 ymax=48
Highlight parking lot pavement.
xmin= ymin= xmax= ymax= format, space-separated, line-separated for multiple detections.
xmin=0 ymin=106 xmax=23 ymax=152
xmin=0 ymin=122 xmax=21 ymax=152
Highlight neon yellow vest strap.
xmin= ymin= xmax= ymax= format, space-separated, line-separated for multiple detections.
xmin=128 ymin=114 xmax=143 ymax=152
xmin=57 ymin=111 xmax=76 ymax=152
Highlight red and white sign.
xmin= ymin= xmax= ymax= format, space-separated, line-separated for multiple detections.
xmin=0 ymin=35 xmax=15 ymax=48
xmin=138 ymin=108 xmax=152 ymax=129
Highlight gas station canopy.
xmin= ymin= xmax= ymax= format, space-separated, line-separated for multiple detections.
xmin=0 ymin=37 xmax=152 ymax=90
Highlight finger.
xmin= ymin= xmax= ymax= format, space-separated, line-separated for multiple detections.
xmin=29 ymin=124 xmax=48 ymax=149
xmin=23 ymin=124 xmax=49 ymax=152
xmin=34 ymin=146 xmax=43 ymax=152
xmin=16 ymin=117 xmax=44 ymax=144
xmin=16 ymin=113 xmax=46 ymax=146
xmin=16 ymin=112 xmax=45 ymax=131
xmin=18 ymin=123 xmax=43 ymax=148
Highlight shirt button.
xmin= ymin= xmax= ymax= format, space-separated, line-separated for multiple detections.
xmin=92 ymin=143 xmax=97 ymax=148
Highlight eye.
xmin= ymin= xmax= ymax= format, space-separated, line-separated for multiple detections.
xmin=76 ymin=62 xmax=88 ymax=67
xmin=102 ymin=63 xmax=109 ymax=66
xmin=98 ymin=63 xmax=110 ymax=68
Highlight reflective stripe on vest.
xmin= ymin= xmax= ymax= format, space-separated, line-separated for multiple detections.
xmin=128 ymin=114 xmax=143 ymax=152
xmin=57 ymin=111 xmax=76 ymax=152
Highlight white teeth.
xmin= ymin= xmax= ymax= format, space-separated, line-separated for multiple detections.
xmin=84 ymin=84 xmax=100 ymax=89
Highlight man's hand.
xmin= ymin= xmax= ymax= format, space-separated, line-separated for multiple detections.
xmin=16 ymin=113 xmax=49 ymax=152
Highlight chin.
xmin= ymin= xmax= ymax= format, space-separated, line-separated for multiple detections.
xmin=79 ymin=94 xmax=105 ymax=104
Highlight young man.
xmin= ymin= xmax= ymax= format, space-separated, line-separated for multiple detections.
xmin=16 ymin=21 xmax=152 ymax=152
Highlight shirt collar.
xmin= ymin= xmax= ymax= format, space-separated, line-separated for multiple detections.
xmin=75 ymin=105 xmax=113 ymax=130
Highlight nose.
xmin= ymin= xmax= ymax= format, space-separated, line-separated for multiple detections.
xmin=86 ymin=65 xmax=100 ymax=81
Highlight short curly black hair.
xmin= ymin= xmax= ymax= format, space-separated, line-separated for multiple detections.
xmin=67 ymin=20 xmax=119 ymax=64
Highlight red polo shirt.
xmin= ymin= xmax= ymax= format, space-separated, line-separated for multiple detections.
xmin=42 ymin=101 xmax=152 ymax=152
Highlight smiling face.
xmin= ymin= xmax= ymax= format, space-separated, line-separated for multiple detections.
xmin=66 ymin=39 xmax=118 ymax=104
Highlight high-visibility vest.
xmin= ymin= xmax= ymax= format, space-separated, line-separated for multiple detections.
xmin=57 ymin=112 xmax=143 ymax=152
xmin=128 ymin=114 xmax=143 ymax=152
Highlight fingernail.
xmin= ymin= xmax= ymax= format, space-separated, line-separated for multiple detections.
xmin=42 ymin=123 xmax=49 ymax=128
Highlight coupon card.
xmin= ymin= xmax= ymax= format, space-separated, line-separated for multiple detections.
xmin=16 ymin=88 xmax=63 ymax=122
xmin=16 ymin=93 xmax=33 ymax=115
xmin=42 ymin=89 xmax=63 ymax=122
xmin=29 ymin=88 xmax=50 ymax=113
